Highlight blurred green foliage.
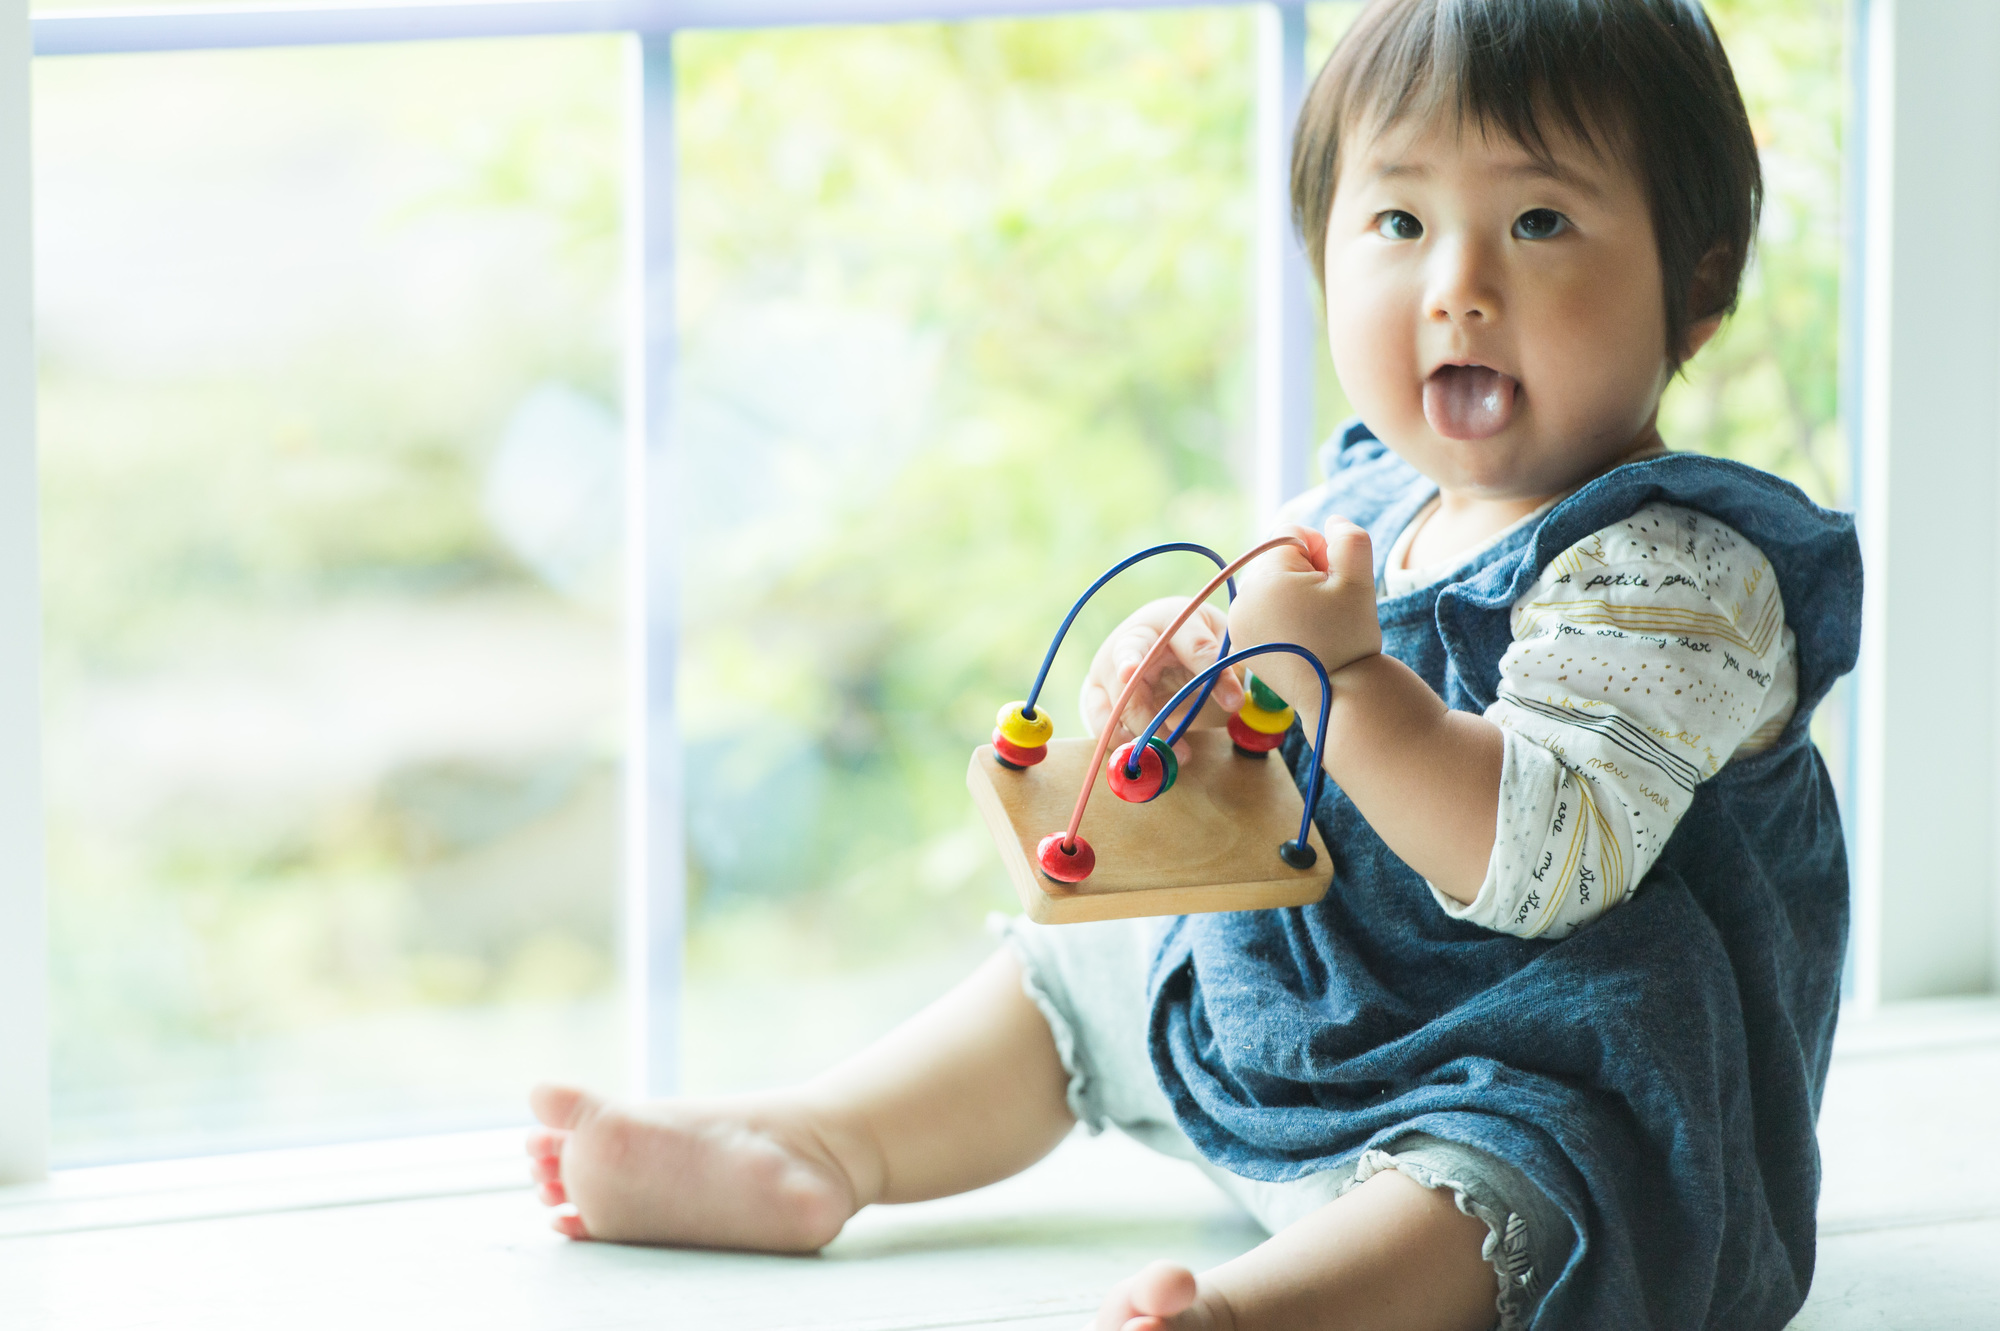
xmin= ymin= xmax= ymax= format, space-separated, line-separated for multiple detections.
xmin=38 ymin=40 xmax=628 ymax=1154
xmin=1662 ymin=0 xmax=1849 ymax=505
xmin=674 ymin=14 xmax=1264 ymax=972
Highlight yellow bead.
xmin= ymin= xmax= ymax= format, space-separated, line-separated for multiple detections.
xmin=996 ymin=701 xmax=1054 ymax=747
xmin=1237 ymin=699 xmax=1296 ymax=735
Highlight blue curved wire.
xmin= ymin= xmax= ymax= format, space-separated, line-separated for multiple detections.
xmin=1136 ymin=644 xmax=1332 ymax=858
xmin=1157 ymin=636 xmax=1229 ymax=749
xmin=1022 ymin=542 xmax=1239 ymax=734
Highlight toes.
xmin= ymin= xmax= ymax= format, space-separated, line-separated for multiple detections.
xmin=524 ymin=1127 xmax=569 ymax=1159
xmin=1128 ymin=1261 xmax=1199 ymax=1317
xmin=529 ymin=1154 xmax=562 ymax=1185
xmin=537 ymin=1180 xmax=568 ymax=1207
xmin=529 ymin=1083 xmax=602 ymax=1132
xmin=550 ymin=1209 xmax=590 ymax=1241
xmin=1090 ymin=1275 xmax=1135 ymax=1331
xmin=1089 ymin=1261 xmax=1198 ymax=1330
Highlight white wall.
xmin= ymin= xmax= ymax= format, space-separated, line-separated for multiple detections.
xmin=0 ymin=0 xmax=44 ymax=1183
xmin=1854 ymin=0 xmax=2000 ymax=1003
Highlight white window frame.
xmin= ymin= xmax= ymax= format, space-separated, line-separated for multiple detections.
xmin=0 ymin=0 xmax=41 ymax=1190
xmin=0 ymin=0 xmax=1316 ymax=1182
xmin=1849 ymin=0 xmax=2000 ymax=1007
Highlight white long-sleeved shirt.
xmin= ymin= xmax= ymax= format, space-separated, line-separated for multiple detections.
xmin=1380 ymin=500 xmax=1796 ymax=941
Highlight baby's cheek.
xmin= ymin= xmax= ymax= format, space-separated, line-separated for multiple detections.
xmin=1326 ymin=276 xmax=1420 ymax=426
xmin=1527 ymin=317 xmax=1663 ymax=446
xmin=1522 ymin=265 xmax=1667 ymax=438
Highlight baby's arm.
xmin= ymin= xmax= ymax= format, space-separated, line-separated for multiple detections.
xmin=1231 ymin=505 xmax=1795 ymax=927
xmin=1225 ymin=519 xmax=1504 ymax=902
xmin=1458 ymin=504 xmax=1793 ymax=936
xmin=1065 ymin=523 xmax=1501 ymax=899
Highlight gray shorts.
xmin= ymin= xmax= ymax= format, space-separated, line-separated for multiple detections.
xmin=995 ymin=914 xmax=1573 ymax=1331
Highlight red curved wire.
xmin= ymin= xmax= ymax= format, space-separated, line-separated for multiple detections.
xmin=1060 ymin=534 xmax=1307 ymax=850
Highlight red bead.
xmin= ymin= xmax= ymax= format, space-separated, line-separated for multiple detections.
xmin=1107 ymin=741 xmax=1166 ymax=803
xmin=1228 ymin=713 xmax=1285 ymax=753
xmin=1037 ymin=833 xmax=1095 ymax=882
xmin=992 ymin=729 xmax=1048 ymax=768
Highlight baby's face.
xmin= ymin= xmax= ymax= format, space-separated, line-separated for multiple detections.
xmin=1323 ymin=113 xmax=1675 ymax=502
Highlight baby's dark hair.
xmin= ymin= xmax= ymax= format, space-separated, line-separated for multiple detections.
xmin=1292 ymin=0 xmax=1762 ymax=363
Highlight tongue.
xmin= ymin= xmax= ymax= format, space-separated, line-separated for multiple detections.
xmin=1424 ymin=365 xmax=1517 ymax=440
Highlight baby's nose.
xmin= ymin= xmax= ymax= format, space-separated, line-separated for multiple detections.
xmin=1425 ymin=241 xmax=1500 ymax=323
xmin=1427 ymin=285 xmax=1494 ymax=323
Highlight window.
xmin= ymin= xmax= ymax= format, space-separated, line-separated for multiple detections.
xmin=674 ymin=14 xmax=1271 ymax=1092
xmin=22 ymin=1 xmax=1324 ymax=1164
xmin=5 ymin=0 xmax=1939 ymax=1183
xmin=36 ymin=36 xmax=627 ymax=1161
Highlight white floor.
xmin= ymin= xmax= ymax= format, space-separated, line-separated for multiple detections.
xmin=3 ymin=999 xmax=1997 ymax=1330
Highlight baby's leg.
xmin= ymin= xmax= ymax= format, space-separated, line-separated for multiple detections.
xmin=1090 ymin=1169 xmax=1496 ymax=1331
xmin=526 ymin=947 xmax=1075 ymax=1248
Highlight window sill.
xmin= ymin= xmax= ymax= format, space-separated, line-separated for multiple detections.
xmin=0 ymin=1127 xmax=527 ymax=1240
xmin=0 ymin=1129 xmax=1262 ymax=1331
xmin=0 ymin=998 xmax=1995 ymax=1329
xmin=7 ymin=997 xmax=1991 ymax=1239
xmin=1818 ymin=995 xmax=2000 ymax=1237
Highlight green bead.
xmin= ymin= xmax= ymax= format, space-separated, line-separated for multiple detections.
xmin=1145 ymin=736 xmax=1179 ymax=795
xmin=1247 ymin=672 xmax=1287 ymax=712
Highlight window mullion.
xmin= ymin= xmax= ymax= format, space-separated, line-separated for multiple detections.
xmin=0 ymin=0 xmax=47 ymax=1185
xmin=1253 ymin=1 xmax=1311 ymax=521
xmin=623 ymin=28 xmax=685 ymax=1096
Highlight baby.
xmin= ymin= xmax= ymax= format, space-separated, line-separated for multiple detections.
xmin=527 ymin=0 xmax=1861 ymax=1326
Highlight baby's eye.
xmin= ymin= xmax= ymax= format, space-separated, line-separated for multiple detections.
xmin=1512 ymin=208 xmax=1569 ymax=240
xmin=1374 ymin=210 xmax=1423 ymax=241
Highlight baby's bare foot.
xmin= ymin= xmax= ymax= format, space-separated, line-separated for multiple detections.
xmin=525 ymin=1083 xmax=863 ymax=1251
xmin=1089 ymin=1260 xmax=1232 ymax=1331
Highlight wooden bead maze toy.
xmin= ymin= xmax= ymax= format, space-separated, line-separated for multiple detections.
xmin=968 ymin=537 xmax=1334 ymax=924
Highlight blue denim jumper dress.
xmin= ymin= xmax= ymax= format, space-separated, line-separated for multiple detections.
xmin=1145 ymin=423 xmax=1863 ymax=1329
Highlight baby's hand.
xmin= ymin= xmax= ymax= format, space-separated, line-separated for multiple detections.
xmin=1227 ymin=519 xmax=1382 ymax=706
xmin=1078 ymin=597 xmax=1245 ymax=748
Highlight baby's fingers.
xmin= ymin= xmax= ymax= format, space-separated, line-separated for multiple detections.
xmin=1108 ymin=624 xmax=1163 ymax=686
xmin=1255 ymin=523 xmax=1330 ymax=574
xmin=1164 ymin=605 xmax=1242 ymax=712
xmin=1079 ymin=677 xmax=1113 ymax=739
xmin=1081 ymin=676 xmax=1146 ymax=745
xmin=1321 ymin=515 xmax=1374 ymax=582
xmin=1117 ymin=685 xmax=1171 ymax=748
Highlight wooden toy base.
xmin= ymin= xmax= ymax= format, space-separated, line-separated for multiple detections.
xmin=967 ymin=729 xmax=1332 ymax=924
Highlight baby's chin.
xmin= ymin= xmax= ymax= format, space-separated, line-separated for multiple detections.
xmin=1382 ymin=416 xmax=1566 ymax=498
xmin=1390 ymin=405 xmax=1651 ymax=502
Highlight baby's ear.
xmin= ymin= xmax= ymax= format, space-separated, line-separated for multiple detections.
xmin=1681 ymin=242 xmax=1736 ymax=361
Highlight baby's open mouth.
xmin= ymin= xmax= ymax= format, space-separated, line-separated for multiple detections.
xmin=1423 ymin=364 xmax=1518 ymax=440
